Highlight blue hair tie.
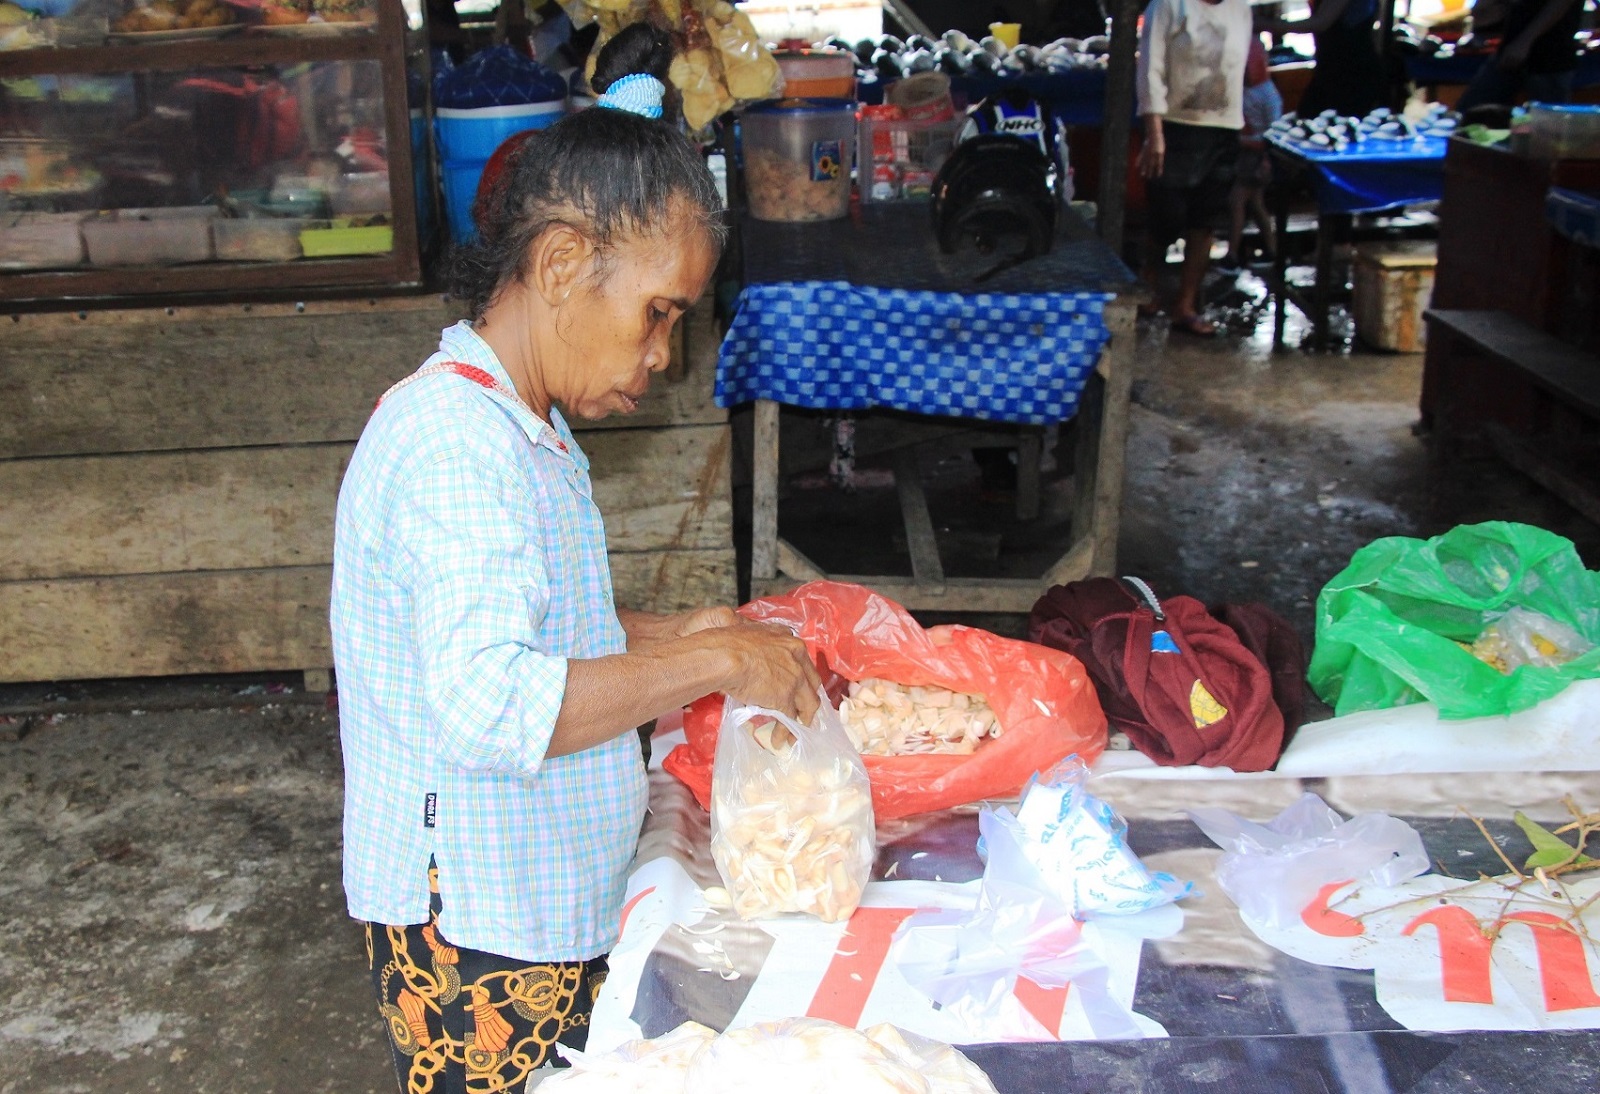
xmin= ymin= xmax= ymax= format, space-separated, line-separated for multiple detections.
xmin=596 ymin=73 xmax=666 ymax=119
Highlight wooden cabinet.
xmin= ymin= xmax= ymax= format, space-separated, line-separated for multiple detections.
xmin=1420 ymin=139 xmax=1600 ymax=437
xmin=0 ymin=0 xmax=422 ymax=303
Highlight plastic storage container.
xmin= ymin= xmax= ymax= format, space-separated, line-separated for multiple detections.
xmin=858 ymin=112 xmax=960 ymax=202
xmin=299 ymin=219 xmax=393 ymax=258
xmin=1528 ymin=103 xmax=1600 ymax=160
xmin=741 ymin=99 xmax=855 ymax=223
xmin=435 ymin=101 xmax=564 ymax=161
xmin=441 ymin=159 xmax=485 ymax=244
xmin=1352 ymin=242 xmax=1436 ymax=352
xmin=436 ymin=101 xmax=564 ymax=245
xmin=331 ymin=172 xmax=391 ymax=216
xmin=0 ymin=211 xmax=87 ymax=269
xmin=773 ymin=50 xmax=857 ymax=99
xmin=213 ymin=218 xmax=307 ymax=262
xmin=81 ymin=207 xmax=216 ymax=266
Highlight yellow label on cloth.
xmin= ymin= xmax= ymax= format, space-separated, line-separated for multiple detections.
xmin=1190 ymin=679 xmax=1228 ymax=728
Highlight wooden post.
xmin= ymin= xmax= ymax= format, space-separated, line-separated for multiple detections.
xmin=751 ymin=399 xmax=780 ymax=584
xmin=1097 ymin=0 xmax=1144 ymax=254
xmin=891 ymin=447 xmax=946 ymax=596
xmin=1087 ymin=300 xmax=1138 ymax=576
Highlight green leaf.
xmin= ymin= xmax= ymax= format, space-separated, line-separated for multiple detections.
xmin=1514 ymin=811 xmax=1594 ymax=870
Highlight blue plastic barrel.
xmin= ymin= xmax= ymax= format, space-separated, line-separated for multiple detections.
xmin=435 ymin=101 xmax=564 ymax=162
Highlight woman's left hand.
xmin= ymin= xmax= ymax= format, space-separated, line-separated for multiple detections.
xmin=670 ymin=606 xmax=741 ymax=638
xmin=618 ymin=606 xmax=740 ymax=649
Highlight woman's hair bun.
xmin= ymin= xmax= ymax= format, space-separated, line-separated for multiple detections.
xmin=590 ymin=22 xmax=675 ymax=94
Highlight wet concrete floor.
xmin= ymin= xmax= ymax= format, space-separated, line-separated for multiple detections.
xmin=4 ymin=282 xmax=1598 ymax=1092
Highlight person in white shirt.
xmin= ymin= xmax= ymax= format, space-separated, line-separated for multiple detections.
xmin=1136 ymin=0 xmax=1254 ymax=335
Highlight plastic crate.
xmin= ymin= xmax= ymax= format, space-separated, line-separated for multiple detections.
xmin=213 ymin=217 xmax=307 ymax=262
xmin=858 ymin=115 xmax=959 ymax=203
xmin=1528 ymin=104 xmax=1600 ymax=160
xmin=0 ymin=211 xmax=87 ymax=270
xmin=82 ymin=207 xmax=215 ymax=266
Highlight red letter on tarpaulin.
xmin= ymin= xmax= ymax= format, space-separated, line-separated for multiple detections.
xmin=1302 ymin=880 xmax=1366 ymax=937
xmin=1498 ymin=911 xmax=1600 ymax=1012
xmin=806 ymin=907 xmax=917 ymax=1027
xmin=1403 ymin=905 xmax=1495 ymax=1005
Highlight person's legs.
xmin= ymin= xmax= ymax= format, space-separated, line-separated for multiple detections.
xmin=1248 ymin=189 xmax=1276 ymax=261
xmin=1173 ymin=228 xmax=1216 ymax=332
xmin=1142 ymin=165 xmax=1189 ymax=313
xmin=1224 ymin=182 xmax=1249 ymax=268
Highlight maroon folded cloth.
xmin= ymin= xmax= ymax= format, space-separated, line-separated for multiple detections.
xmin=1027 ymin=577 xmax=1285 ymax=772
xmin=1210 ymin=601 xmax=1308 ymax=749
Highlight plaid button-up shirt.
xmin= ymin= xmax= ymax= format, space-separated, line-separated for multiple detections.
xmin=331 ymin=321 xmax=648 ymax=962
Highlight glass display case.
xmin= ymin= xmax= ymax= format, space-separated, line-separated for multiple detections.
xmin=0 ymin=0 xmax=422 ymax=302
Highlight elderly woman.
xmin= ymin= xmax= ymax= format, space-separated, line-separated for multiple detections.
xmin=330 ymin=25 xmax=820 ymax=1093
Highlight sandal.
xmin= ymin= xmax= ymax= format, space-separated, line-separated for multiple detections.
xmin=1170 ymin=313 xmax=1217 ymax=336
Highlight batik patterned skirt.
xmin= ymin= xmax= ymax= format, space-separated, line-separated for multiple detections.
xmin=365 ymin=868 xmax=607 ymax=1094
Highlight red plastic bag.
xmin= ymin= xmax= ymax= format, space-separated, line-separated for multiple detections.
xmin=662 ymin=581 xmax=1108 ymax=820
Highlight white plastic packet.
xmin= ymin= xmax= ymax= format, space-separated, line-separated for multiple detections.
xmin=1004 ymin=757 xmax=1193 ymax=918
xmin=709 ymin=696 xmax=875 ymax=922
xmin=1188 ymin=792 xmax=1429 ymax=928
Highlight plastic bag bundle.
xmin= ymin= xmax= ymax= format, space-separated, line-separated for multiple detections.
xmin=1188 ymin=792 xmax=1429 ymax=928
xmin=1470 ymin=606 xmax=1595 ymax=673
xmin=709 ymin=698 xmax=875 ymax=922
xmin=667 ymin=581 xmax=1108 ymax=821
xmin=1310 ymin=521 xmax=1600 ymax=718
xmin=543 ymin=1018 xmax=998 ymax=1093
xmin=432 ymin=45 xmax=566 ymax=109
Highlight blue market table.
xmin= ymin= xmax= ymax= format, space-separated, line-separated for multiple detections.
xmin=723 ymin=202 xmax=1141 ymax=612
xmin=1267 ymin=134 xmax=1449 ymax=350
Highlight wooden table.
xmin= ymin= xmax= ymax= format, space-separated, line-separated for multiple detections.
xmin=732 ymin=205 xmax=1141 ymax=613
xmin=1267 ymin=138 xmax=1446 ymax=352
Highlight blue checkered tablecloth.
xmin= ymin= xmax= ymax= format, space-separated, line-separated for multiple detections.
xmin=716 ymin=281 xmax=1113 ymax=426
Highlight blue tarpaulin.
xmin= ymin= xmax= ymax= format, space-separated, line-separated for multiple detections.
xmin=1269 ymin=135 xmax=1448 ymax=214
xmin=717 ymin=282 xmax=1112 ymax=425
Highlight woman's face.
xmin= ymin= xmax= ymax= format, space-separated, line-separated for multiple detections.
xmin=551 ymin=211 xmax=718 ymax=420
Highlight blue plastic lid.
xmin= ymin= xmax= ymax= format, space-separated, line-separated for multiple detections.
xmin=744 ymin=97 xmax=856 ymax=115
xmin=1528 ymin=102 xmax=1600 ymax=114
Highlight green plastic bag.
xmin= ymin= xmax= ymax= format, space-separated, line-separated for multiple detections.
xmin=1309 ymin=522 xmax=1600 ymax=719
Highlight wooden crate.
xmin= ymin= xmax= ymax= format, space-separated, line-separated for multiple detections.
xmin=0 ymin=296 xmax=735 ymax=685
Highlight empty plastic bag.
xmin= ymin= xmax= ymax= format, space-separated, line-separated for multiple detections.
xmin=1188 ymin=793 xmax=1429 ymax=928
xmin=891 ymin=759 xmax=1189 ymax=1039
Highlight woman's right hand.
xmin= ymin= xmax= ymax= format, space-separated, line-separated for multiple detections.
xmin=1139 ymin=125 xmax=1166 ymax=180
xmin=713 ymin=622 xmax=822 ymax=724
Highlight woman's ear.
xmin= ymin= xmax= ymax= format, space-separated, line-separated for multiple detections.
xmin=527 ymin=223 xmax=596 ymax=307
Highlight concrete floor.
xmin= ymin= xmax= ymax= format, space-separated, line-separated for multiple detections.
xmin=4 ymin=286 xmax=1598 ymax=1092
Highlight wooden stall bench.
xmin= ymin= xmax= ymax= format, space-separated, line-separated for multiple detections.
xmin=0 ymin=295 xmax=735 ymax=689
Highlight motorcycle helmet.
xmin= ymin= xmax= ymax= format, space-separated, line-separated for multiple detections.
xmin=930 ymin=134 xmax=1057 ymax=266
